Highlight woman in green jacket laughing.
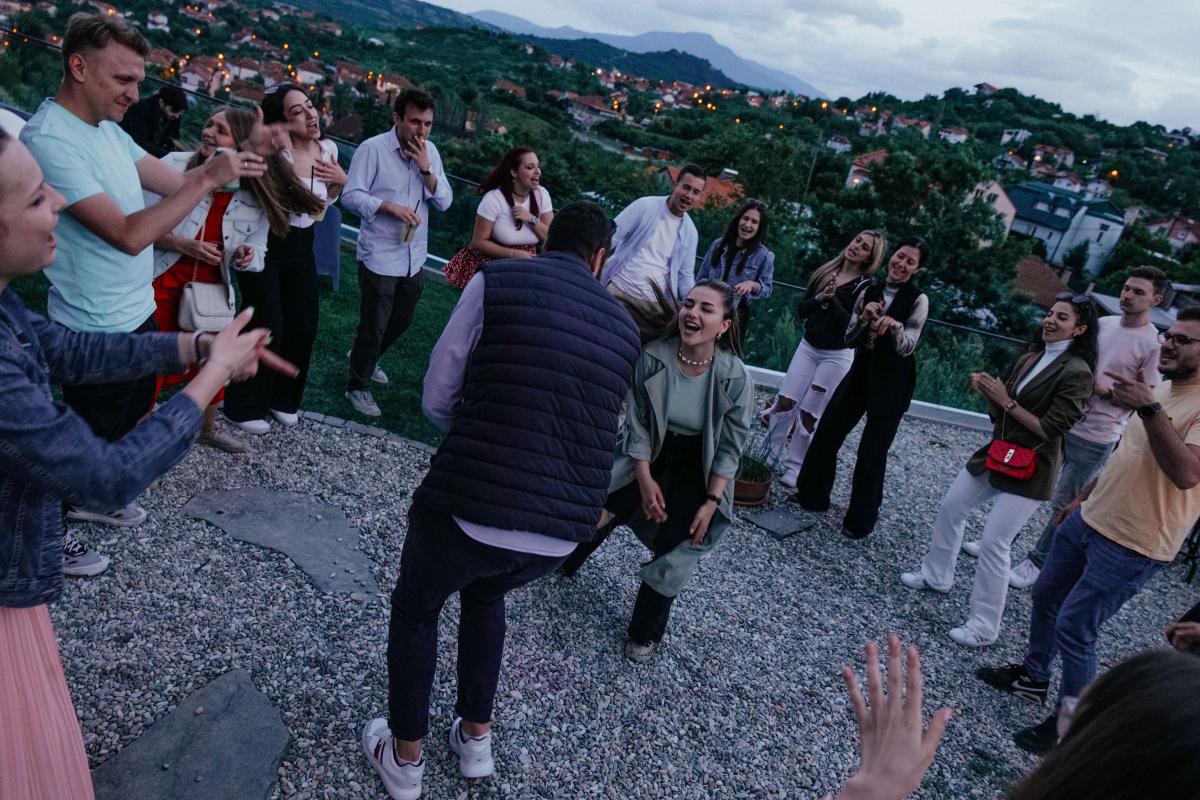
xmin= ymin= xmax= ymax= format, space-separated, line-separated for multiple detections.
xmin=561 ymin=279 xmax=754 ymax=663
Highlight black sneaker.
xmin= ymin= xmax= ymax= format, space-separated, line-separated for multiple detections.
xmin=1013 ymin=713 xmax=1060 ymax=755
xmin=976 ymin=663 xmax=1049 ymax=705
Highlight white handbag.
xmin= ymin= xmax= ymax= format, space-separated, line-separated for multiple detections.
xmin=178 ymin=262 xmax=235 ymax=332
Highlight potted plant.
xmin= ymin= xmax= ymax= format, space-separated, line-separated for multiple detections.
xmin=734 ymin=428 xmax=779 ymax=507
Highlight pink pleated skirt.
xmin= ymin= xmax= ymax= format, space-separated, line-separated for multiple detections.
xmin=0 ymin=604 xmax=95 ymax=800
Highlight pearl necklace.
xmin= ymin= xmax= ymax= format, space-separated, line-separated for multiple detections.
xmin=677 ymin=348 xmax=715 ymax=367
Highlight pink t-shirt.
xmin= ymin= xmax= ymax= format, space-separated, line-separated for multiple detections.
xmin=1070 ymin=315 xmax=1161 ymax=443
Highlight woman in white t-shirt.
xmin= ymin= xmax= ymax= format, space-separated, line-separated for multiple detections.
xmin=443 ymin=147 xmax=553 ymax=287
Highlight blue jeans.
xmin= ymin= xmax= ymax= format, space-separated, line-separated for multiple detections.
xmin=1027 ymin=433 xmax=1116 ymax=568
xmin=1024 ymin=509 xmax=1164 ymax=701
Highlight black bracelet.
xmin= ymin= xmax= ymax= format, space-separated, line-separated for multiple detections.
xmin=705 ymin=493 xmax=721 ymax=505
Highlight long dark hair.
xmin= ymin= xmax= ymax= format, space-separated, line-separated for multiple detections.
xmin=1005 ymin=649 xmax=1200 ymax=800
xmin=478 ymin=146 xmax=539 ymax=219
xmin=659 ymin=278 xmax=743 ymax=358
xmin=186 ymin=107 xmax=323 ymax=236
xmin=712 ymin=199 xmax=768 ymax=278
xmin=1028 ymin=294 xmax=1099 ymax=373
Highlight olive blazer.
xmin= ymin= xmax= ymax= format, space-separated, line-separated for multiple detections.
xmin=965 ymin=348 xmax=1094 ymax=500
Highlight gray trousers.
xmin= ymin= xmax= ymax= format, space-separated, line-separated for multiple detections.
xmin=1027 ymin=432 xmax=1117 ymax=567
xmin=347 ymin=263 xmax=423 ymax=391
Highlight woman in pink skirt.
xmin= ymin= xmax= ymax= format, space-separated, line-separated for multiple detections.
xmin=0 ymin=130 xmax=294 ymax=799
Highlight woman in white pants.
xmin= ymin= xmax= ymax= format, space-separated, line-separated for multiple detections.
xmin=765 ymin=230 xmax=886 ymax=486
xmin=901 ymin=295 xmax=1098 ymax=647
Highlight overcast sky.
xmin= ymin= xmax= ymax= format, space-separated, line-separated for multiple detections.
xmin=435 ymin=0 xmax=1199 ymax=130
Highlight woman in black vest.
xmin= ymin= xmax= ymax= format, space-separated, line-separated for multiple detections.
xmin=559 ymin=280 xmax=754 ymax=663
xmin=792 ymin=236 xmax=930 ymax=539
xmin=901 ymin=294 xmax=1096 ymax=647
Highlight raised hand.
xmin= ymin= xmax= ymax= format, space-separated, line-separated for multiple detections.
xmin=1105 ymin=368 xmax=1156 ymax=410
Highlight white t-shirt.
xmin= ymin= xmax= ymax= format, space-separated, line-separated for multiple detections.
xmin=476 ymin=187 xmax=552 ymax=246
xmin=1071 ymin=315 xmax=1162 ymax=443
xmin=283 ymin=138 xmax=339 ymax=229
xmin=609 ymin=212 xmax=682 ymax=301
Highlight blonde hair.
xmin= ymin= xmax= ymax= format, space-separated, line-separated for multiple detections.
xmin=187 ymin=108 xmax=323 ymax=236
xmin=806 ymin=229 xmax=887 ymax=292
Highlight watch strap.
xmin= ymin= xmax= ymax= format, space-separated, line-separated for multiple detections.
xmin=705 ymin=493 xmax=721 ymax=505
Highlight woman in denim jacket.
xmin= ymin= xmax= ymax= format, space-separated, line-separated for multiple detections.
xmin=148 ymin=107 xmax=316 ymax=453
xmin=0 ymin=130 xmax=293 ymax=800
xmin=694 ymin=198 xmax=774 ymax=338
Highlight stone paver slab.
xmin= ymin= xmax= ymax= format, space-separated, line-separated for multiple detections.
xmin=743 ymin=508 xmax=817 ymax=540
xmin=91 ymin=670 xmax=289 ymax=800
xmin=183 ymin=488 xmax=378 ymax=593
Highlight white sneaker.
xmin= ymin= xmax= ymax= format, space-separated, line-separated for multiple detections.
xmin=270 ymin=409 xmax=300 ymax=427
xmin=228 ymin=417 xmax=271 ymax=435
xmin=961 ymin=540 xmax=982 ymax=558
xmin=66 ymin=502 xmax=147 ymax=527
xmin=449 ymin=717 xmax=495 ymax=779
xmin=949 ymin=625 xmax=996 ymax=648
xmin=362 ymin=718 xmax=423 ymax=800
xmin=346 ymin=389 xmax=382 ymax=417
xmin=1009 ymin=559 xmax=1041 ymax=589
xmin=63 ymin=531 xmax=111 ymax=577
xmin=899 ymin=571 xmax=948 ymax=592
xmin=347 ymin=349 xmax=388 ymax=384
xmin=778 ymin=469 xmax=799 ymax=489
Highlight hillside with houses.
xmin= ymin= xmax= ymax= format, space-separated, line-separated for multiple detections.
xmin=2 ymin=0 xmax=1198 ymax=374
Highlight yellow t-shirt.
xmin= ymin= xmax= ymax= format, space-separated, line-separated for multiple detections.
xmin=1082 ymin=381 xmax=1200 ymax=561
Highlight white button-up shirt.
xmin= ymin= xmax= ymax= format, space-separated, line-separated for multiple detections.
xmin=339 ymin=127 xmax=453 ymax=277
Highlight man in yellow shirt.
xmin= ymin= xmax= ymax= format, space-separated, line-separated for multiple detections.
xmin=977 ymin=306 xmax=1200 ymax=754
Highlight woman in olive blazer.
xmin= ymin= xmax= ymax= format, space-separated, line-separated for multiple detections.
xmin=901 ymin=295 xmax=1098 ymax=647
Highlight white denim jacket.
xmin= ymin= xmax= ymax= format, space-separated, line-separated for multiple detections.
xmin=146 ymin=151 xmax=270 ymax=306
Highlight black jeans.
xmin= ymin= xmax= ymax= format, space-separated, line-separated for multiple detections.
xmin=560 ymin=433 xmax=705 ymax=644
xmin=348 ymin=264 xmax=423 ymax=391
xmin=224 ymin=226 xmax=319 ymax=421
xmin=61 ymin=315 xmax=158 ymax=442
xmin=793 ymin=365 xmax=904 ymax=538
xmin=387 ymin=499 xmax=566 ymax=741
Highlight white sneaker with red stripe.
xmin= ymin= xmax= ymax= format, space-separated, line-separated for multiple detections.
xmin=362 ymin=718 xmax=423 ymax=800
xmin=449 ymin=717 xmax=495 ymax=778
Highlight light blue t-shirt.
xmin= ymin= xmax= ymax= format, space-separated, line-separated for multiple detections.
xmin=20 ymin=99 xmax=155 ymax=333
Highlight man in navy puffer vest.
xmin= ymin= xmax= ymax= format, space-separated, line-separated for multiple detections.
xmin=362 ymin=202 xmax=640 ymax=800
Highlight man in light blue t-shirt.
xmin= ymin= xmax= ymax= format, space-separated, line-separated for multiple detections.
xmin=19 ymin=13 xmax=272 ymax=540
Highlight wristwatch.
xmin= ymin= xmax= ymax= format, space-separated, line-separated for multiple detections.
xmin=1003 ymin=399 xmax=1018 ymax=412
xmin=1137 ymin=401 xmax=1163 ymax=420
xmin=419 ymin=168 xmax=433 ymax=176
xmin=705 ymin=493 xmax=721 ymax=505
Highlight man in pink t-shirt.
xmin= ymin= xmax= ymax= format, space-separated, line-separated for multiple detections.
xmin=1009 ymin=266 xmax=1165 ymax=588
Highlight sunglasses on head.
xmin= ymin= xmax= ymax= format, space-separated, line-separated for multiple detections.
xmin=1055 ymin=291 xmax=1091 ymax=307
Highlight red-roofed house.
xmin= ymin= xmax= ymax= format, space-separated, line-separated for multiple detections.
xmin=568 ymin=95 xmax=619 ymax=126
xmin=335 ymin=61 xmax=367 ymax=85
xmin=938 ymin=126 xmax=969 ymax=144
xmin=891 ymin=115 xmax=930 ymax=137
xmin=1011 ymin=254 xmax=1068 ymax=308
xmin=994 ymin=151 xmax=1027 ymax=170
xmin=493 ymin=79 xmax=526 ymax=98
xmin=825 ymin=134 xmax=852 ymax=154
xmin=1032 ymin=144 xmax=1075 ymax=168
xmin=547 ymin=54 xmax=564 ymax=67
xmin=227 ymin=57 xmax=259 ymax=80
xmin=297 ymin=60 xmax=324 ymax=86
xmin=258 ymin=61 xmax=288 ymax=88
xmin=1052 ymin=172 xmax=1086 ymax=194
xmin=1148 ymin=215 xmax=1200 ymax=253
xmin=145 ymin=48 xmax=177 ymax=70
xmin=658 ymin=166 xmax=742 ymax=208
xmin=846 ymin=149 xmax=888 ymax=188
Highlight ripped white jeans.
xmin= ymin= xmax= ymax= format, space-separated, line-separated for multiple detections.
xmin=765 ymin=339 xmax=854 ymax=476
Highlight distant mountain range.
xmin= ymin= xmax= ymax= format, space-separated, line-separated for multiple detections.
xmin=472 ymin=10 xmax=823 ymax=97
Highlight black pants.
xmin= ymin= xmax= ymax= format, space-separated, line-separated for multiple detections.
xmin=735 ymin=302 xmax=751 ymax=342
xmin=61 ymin=315 xmax=158 ymax=443
xmin=560 ymin=433 xmax=705 ymax=644
xmin=347 ymin=264 xmax=423 ymax=391
xmin=387 ymin=500 xmax=565 ymax=741
xmin=224 ymin=226 xmax=319 ymax=421
xmin=793 ymin=365 xmax=904 ymax=538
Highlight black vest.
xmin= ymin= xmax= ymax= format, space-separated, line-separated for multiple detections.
xmin=850 ymin=280 xmax=924 ymax=416
xmin=415 ymin=253 xmax=641 ymax=542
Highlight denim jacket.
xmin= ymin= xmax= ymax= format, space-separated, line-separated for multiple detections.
xmin=0 ymin=289 xmax=202 ymax=608
xmin=695 ymin=238 xmax=775 ymax=306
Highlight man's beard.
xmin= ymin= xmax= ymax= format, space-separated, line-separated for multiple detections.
xmin=1161 ymin=362 xmax=1198 ymax=381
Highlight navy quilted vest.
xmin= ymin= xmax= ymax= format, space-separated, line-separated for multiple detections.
xmin=415 ymin=253 xmax=640 ymax=542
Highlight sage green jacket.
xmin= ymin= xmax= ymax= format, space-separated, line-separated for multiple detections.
xmin=610 ymin=337 xmax=754 ymax=596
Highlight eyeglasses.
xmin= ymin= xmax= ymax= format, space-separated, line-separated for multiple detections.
xmin=1159 ymin=331 xmax=1200 ymax=348
xmin=1055 ymin=291 xmax=1091 ymax=307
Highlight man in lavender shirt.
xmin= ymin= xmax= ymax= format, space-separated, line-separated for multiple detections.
xmin=340 ymin=89 xmax=452 ymax=417
xmin=1002 ymin=266 xmax=1165 ymax=588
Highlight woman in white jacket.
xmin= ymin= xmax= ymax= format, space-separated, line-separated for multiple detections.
xmin=149 ymin=107 xmax=318 ymax=451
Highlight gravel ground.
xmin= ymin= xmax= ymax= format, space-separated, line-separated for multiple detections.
xmin=53 ymin=413 xmax=1198 ymax=800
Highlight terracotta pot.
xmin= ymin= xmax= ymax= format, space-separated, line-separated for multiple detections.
xmin=734 ymin=476 xmax=772 ymax=507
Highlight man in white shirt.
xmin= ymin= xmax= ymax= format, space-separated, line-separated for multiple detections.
xmin=602 ymin=165 xmax=705 ymax=340
xmin=340 ymin=89 xmax=452 ymax=417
